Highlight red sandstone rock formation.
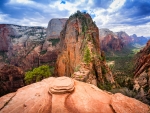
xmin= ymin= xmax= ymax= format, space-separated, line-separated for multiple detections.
xmin=0 ymin=22 xmax=62 ymax=71
xmin=116 ymin=31 xmax=132 ymax=45
xmin=0 ymin=77 xmax=149 ymax=113
xmin=99 ymin=29 xmax=124 ymax=51
xmin=55 ymin=11 xmax=114 ymax=86
xmin=0 ymin=65 xmax=25 ymax=97
xmin=133 ymin=40 xmax=150 ymax=104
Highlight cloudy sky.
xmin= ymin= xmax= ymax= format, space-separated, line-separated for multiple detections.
xmin=0 ymin=0 xmax=150 ymax=37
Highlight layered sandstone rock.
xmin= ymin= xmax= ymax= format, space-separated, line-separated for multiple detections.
xmin=0 ymin=65 xmax=24 ymax=97
xmin=116 ymin=31 xmax=132 ymax=45
xmin=99 ymin=29 xmax=124 ymax=51
xmin=55 ymin=11 xmax=114 ymax=86
xmin=0 ymin=77 xmax=149 ymax=113
xmin=133 ymin=40 xmax=150 ymax=104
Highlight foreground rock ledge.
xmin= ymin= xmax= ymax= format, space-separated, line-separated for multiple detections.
xmin=0 ymin=77 xmax=149 ymax=113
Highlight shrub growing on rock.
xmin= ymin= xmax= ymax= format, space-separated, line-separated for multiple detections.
xmin=24 ymin=65 xmax=51 ymax=84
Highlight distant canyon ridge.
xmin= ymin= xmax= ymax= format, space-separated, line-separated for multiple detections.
xmin=0 ymin=17 xmax=149 ymax=75
xmin=0 ymin=17 xmax=149 ymax=96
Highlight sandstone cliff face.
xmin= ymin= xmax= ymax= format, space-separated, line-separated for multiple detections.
xmin=0 ymin=65 xmax=24 ymax=97
xmin=116 ymin=31 xmax=132 ymax=45
xmin=0 ymin=23 xmax=61 ymax=71
xmin=0 ymin=77 xmax=149 ymax=113
xmin=99 ymin=29 xmax=124 ymax=51
xmin=46 ymin=18 xmax=67 ymax=39
xmin=55 ymin=12 xmax=114 ymax=86
xmin=133 ymin=40 xmax=150 ymax=104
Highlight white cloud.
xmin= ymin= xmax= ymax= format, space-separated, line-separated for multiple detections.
xmin=2 ymin=0 xmax=150 ymax=37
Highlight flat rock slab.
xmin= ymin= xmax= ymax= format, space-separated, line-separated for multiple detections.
xmin=49 ymin=77 xmax=74 ymax=94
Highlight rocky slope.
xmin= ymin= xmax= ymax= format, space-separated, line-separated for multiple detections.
xmin=0 ymin=77 xmax=149 ymax=113
xmin=55 ymin=11 xmax=114 ymax=86
xmin=133 ymin=40 xmax=150 ymax=104
xmin=0 ymin=65 xmax=24 ymax=96
xmin=0 ymin=21 xmax=66 ymax=71
xmin=99 ymin=28 xmax=124 ymax=51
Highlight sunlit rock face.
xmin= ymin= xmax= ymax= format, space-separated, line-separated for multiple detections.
xmin=0 ymin=77 xmax=149 ymax=113
xmin=99 ymin=29 xmax=124 ymax=51
xmin=55 ymin=11 xmax=114 ymax=86
xmin=46 ymin=18 xmax=68 ymax=39
xmin=133 ymin=40 xmax=150 ymax=105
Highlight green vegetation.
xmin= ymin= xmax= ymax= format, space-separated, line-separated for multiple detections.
xmin=24 ymin=65 xmax=52 ymax=84
xmin=69 ymin=10 xmax=96 ymax=34
xmin=74 ymin=65 xmax=80 ymax=72
xmin=40 ymin=50 xmax=47 ymax=55
xmin=105 ymin=45 xmax=142 ymax=89
xmin=98 ymin=82 xmax=113 ymax=91
xmin=83 ymin=46 xmax=91 ymax=64
xmin=48 ymin=38 xmax=60 ymax=46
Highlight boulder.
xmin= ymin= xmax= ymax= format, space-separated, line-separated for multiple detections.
xmin=0 ymin=77 xmax=149 ymax=113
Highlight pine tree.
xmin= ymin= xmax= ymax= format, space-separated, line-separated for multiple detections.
xmin=84 ymin=46 xmax=91 ymax=64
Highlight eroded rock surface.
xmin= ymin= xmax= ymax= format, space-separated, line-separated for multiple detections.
xmin=0 ymin=77 xmax=149 ymax=113
xmin=133 ymin=40 xmax=150 ymax=104
xmin=99 ymin=29 xmax=124 ymax=51
xmin=55 ymin=11 xmax=114 ymax=86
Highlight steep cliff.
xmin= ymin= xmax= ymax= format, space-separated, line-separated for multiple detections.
xmin=133 ymin=40 xmax=150 ymax=104
xmin=55 ymin=11 xmax=114 ymax=86
xmin=46 ymin=18 xmax=67 ymax=39
xmin=0 ymin=23 xmax=62 ymax=71
xmin=116 ymin=31 xmax=132 ymax=45
xmin=99 ymin=29 xmax=124 ymax=51
xmin=0 ymin=77 xmax=149 ymax=113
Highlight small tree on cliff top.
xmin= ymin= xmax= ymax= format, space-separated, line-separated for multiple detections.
xmin=84 ymin=46 xmax=91 ymax=64
xmin=24 ymin=65 xmax=51 ymax=84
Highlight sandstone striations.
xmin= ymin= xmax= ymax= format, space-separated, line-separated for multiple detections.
xmin=55 ymin=11 xmax=114 ymax=86
xmin=0 ymin=65 xmax=24 ymax=97
xmin=133 ymin=40 xmax=150 ymax=104
xmin=99 ymin=28 xmax=124 ymax=51
xmin=0 ymin=77 xmax=149 ymax=113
